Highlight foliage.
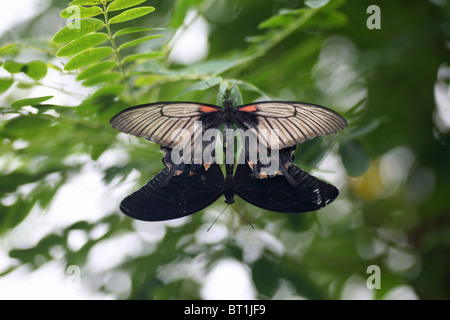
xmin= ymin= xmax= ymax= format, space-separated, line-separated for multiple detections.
xmin=0 ymin=0 xmax=449 ymax=299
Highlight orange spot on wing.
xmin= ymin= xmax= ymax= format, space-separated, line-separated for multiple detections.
xmin=200 ymin=105 xmax=219 ymax=113
xmin=239 ymin=105 xmax=257 ymax=113
xmin=258 ymin=172 xmax=268 ymax=179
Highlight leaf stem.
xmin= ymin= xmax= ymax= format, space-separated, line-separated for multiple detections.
xmin=234 ymin=7 xmax=320 ymax=74
xmin=18 ymin=44 xmax=56 ymax=55
xmin=102 ymin=2 xmax=134 ymax=103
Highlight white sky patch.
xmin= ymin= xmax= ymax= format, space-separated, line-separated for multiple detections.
xmin=312 ymin=36 xmax=367 ymax=109
xmin=379 ymin=146 xmax=415 ymax=197
xmin=340 ymin=275 xmax=375 ymax=300
xmin=201 ymin=258 xmax=256 ymax=299
xmin=47 ymin=165 xmax=112 ymax=225
xmin=383 ymin=285 xmax=419 ymax=300
xmin=0 ymin=163 xmax=144 ymax=299
xmin=384 ymin=247 xmax=419 ymax=275
xmin=87 ymin=232 xmax=143 ymax=274
xmin=433 ymin=64 xmax=450 ymax=133
xmin=0 ymin=261 xmax=112 ymax=300
xmin=168 ymin=10 xmax=210 ymax=65
xmin=67 ymin=229 xmax=90 ymax=252
xmin=195 ymin=223 xmax=229 ymax=244
xmin=236 ymin=228 xmax=284 ymax=264
xmin=0 ymin=0 xmax=50 ymax=38
xmin=310 ymin=151 xmax=347 ymax=190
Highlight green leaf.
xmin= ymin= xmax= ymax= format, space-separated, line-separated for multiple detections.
xmin=60 ymin=5 xmax=103 ymax=19
xmin=122 ymin=51 xmax=164 ymax=64
xmin=107 ymin=0 xmax=147 ymax=12
xmin=69 ymin=0 xmax=103 ymax=5
xmin=258 ymin=12 xmax=300 ymax=29
xmin=0 ymin=43 xmax=19 ymax=55
xmin=47 ymin=62 xmax=63 ymax=73
xmin=22 ymin=61 xmax=47 ymax=80
xmin=0 ymin=78 xmax=14 ymax=94
xmin=90 ymin=85 xmax=126 ymax=98
xmin=56 ymin=33 xmax=108 ymax=57
xmin=215 ymin=79 xmax=242 ymax=105
xmin=90 ymin=143 xmax=109 ymax=161
xmin=183 ymin=57 xmax=253 ymax=76
xmin=82 ymin=72 xmax=122 ymax=86
xmin=64 ymin=47 xmax=113 ymax=71
xmin=16 ymin=82 xmax=34 ymax=89
xmin=2 ymin=115 xmax=55 ymax=142
xmin=11 ymin=96 xmax=54 ymax=108
xmin=344 ymin=97 xmax=366 ymax=118
xmin=236 ymin=80 xmax=271 ymax=99
xmin=177 ymin=77 xmax=222 ymax=97
xmin=134 ymin=74 xmax=167 ymax=87
xmin=169 ymin=0 xmax=203 ymax=29
xmin=109 ymin=7 xmax=155 ymax=24
xmin=113 ymin=27 xmax=164 ymax=38
xmin=52 ymin=18 xmax=104 ymax=44
xmin=3 ymin=61 xmax=25 ymax=74
xmin=76 ymin=60 xmax=117 ymax=80
xmin=340 ymin=140 xmax=370 ymax=177
xmin=347 ymin=119 xmax=382 ymax=140
xmin=227 ymin=83 xmax=243 ymax=106
xmin=0 ymin=201 xmax=33 ymax=236
xmin=304 ymin=10 xmax=348 ymax=29
xmin=118 ymin=34 xmax=164 ymax=51
xmin=217 ymin=81 xmax=229 ymax=104
xmin=323 ymin=11 xmax=348 ymax=28
xmin=3 ymin=60 xmax=49 ymax=81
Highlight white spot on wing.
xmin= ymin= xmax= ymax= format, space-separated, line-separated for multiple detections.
xmin=313 ymin=188 xmax=322 ymax=206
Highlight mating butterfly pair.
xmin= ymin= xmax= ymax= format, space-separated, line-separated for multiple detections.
xmin=110 ymin=98 xmax=347 ymax=221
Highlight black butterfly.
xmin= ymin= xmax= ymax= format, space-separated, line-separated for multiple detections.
xmin=110 ymin=99 xmax=347 ymax=184
xmin=119 ymin=161 xmax=339 ymax=222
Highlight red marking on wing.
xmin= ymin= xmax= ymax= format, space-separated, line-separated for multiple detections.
xmin=200 ymin=105 xmax=219 ymax=113
xmin=239 ymin=105 xmax=257 ymax=113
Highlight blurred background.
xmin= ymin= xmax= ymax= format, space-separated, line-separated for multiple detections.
xmin=0 ymin=0 xmax=449 ymax=299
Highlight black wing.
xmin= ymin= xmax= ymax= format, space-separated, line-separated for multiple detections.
xmin=110 ymin=102 xmax=223 ymax=148
xmin=239 ymin=132 xmax=298 ymax=186
xmin=120 ymin=164 xmax=224 ymax=221
xmin=234 ymin=163 xmax=339 ymax=213
xmin=235 ymin=101 xmax=347 ymax=150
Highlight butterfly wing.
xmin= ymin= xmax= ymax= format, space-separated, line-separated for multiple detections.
xmin=235 ymin=101 xmax=347 ymax=150
xmin=110 ymin=102 xmax=223 ymax=148
xmin=240 ymin=133 xmax=298 ymax=186
xmin=120 ymin=164 xmax=224 ymax=221
xmin=234 ymin=163 xmax=339 ymax=213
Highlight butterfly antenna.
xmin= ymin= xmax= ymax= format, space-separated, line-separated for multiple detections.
xmin=228 ymin=77 xmax=241 ymax=93
xmin=230 ymin=204 xmax=254 ymax=229
xmin=207 ymin=205 xmax=229 ymax=232
xmin=205 ymin=80 xmax=226 ymax=98
xmin=207 ymin=75 xmax=243 ymax=101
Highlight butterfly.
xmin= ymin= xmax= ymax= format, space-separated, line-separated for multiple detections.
xmin=119 ymin=160 xmax=339 ymax=222
xmin=110 ymin=99 xmax=347 ymax=185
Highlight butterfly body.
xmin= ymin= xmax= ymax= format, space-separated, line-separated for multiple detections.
xmin=223 ymin=175 xmax=236 ymax=205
